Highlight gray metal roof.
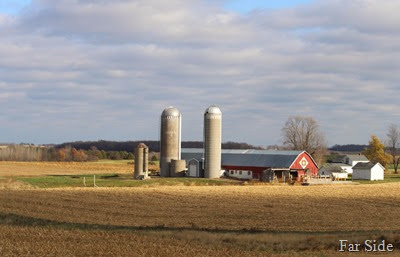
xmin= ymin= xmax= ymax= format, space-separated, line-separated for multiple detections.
xmin=182 ymin=148 xmax=302 ymax=155
xmin=322 ymin=163 xmax=352 ymax=168
xmin=181 ymin=152 xmax=203 ymax=162
xmin=320 ymin=163 xmax=346 ymax=173
xmin=345 ymin=154 xmax=369 ymax=161
xmin=353 ymin=162 xmax=379 ymax=169
xmin=181 ymin=148 xmax=303 ymax=168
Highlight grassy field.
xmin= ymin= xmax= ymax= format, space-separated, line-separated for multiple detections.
xmin=1 ymin=161 xmax=400 ymax=256
xmin=14 ymin=175 xmax=241 ymax=188
xmin=356 ymin=172 xmax=400 ymax=184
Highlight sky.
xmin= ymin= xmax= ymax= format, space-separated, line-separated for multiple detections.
xmin=0 ymin=0 xmax=399 ymax=147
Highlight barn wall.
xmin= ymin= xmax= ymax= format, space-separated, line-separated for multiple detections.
xmin=290 ymin=152 xmax=319 ymax=176
xmin=222 ymin=166 xmax=266 ymax=179
xmin=226 ymin=170 xmax=253 ymax=179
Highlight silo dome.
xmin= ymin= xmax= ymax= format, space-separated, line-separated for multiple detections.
xmin=162 ymin=107 xmax=181 ymax=117
xmin=205 ymin=105 xmax=221 ymax=115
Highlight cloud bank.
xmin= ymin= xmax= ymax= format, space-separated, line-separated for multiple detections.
xmin=0 ymin=0 xmax=399 ymax=146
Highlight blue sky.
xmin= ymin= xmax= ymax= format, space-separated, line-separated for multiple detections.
xmin=2 ymin=0 xmax=313 ymax=15
xmin=0 ymin=0 xmax=30 ymax=14
xmin=0 ymin=0 xmax=399 ymax=147
xmin=224 ymin=0 xmax=311 ymax=13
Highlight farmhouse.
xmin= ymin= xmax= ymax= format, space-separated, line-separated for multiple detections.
xmin=344 ymin=154 xmax=369 ymax=166
xmin=331 ymin=154 xmax=369 ymax=174
xmin=352 ymin=162 xmax=385 ymax=181
xmin=181 ymin=149 xmax=319 ymax=180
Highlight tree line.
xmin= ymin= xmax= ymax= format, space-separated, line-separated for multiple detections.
xmin=0 ymin=140 xmax=261 ymax=162
xmin=56 ymin=140 xmax=263 ymax=152
xmin=0 ymin=145 xmax=137 ymax=162
xmin=329 ymin=144 xmax=368 ymax=152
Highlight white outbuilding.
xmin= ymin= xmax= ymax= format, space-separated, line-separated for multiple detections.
xmin=318 ymin=164 xmax=348 ymax=180
xmin=352 ymin=162 xmax=384 ymax=181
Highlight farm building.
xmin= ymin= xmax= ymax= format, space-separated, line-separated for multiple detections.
xmin=352 ymin=162 xmax=384 ymax=181
xmin=181 ymin=149 xmax=319 ymax=180
xmin=318 ymin=164 xmax=348 ymax=180
xmin=331 ymin=154 xmax=369 ymax=174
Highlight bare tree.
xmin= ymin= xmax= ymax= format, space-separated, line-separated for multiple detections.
xmin=386 ymin=124 xmax=400 ymax=174
xmin=281 ymin=116 xmax=327 ymax=166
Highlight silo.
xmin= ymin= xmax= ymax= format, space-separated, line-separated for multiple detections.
xmin=160 ymin=107 xmax=181 ymax=177
xmin=170 ymin=159 xmax=186 ymax=177
xmin=143 ymin=147 xmax=148 ymax=175
xmin=134 ymin=143 xmax=148 ymax=179
xmin=203 ymin=105 xmax=222 ymax=179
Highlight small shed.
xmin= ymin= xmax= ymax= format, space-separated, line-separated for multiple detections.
xmin=352 ymin=162 xmax=384 ymax=181
xmin=318 ymin=164 xmax=348 ymax=180
xmin=187 ymin=158 xmax=204 ymax=178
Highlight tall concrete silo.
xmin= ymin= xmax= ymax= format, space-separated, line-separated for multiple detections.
xmin=203 ymin=105 xmax=222 ymax=179
xmin=134 ymin=143 xmax=149 ymax=179
xmin=160 ymin=107 xmax=181 ymax=177
xmin=143 ymin=147 xmax=148 ymax=176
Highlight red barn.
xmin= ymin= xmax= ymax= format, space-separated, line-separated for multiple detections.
xmin=181 ymin=149 xmax=319 ymax=180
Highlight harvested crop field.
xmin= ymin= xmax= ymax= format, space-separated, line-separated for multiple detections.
xmin=2 ymin=160 xmax=400 ymax=256
xmin=0 ymin=161 xmax=135 ymax=177
xmin=2 ymin=183 xmax=400 ymax=256
xmin=2 ymin=224 xmax=364 ymax=257
xmin=1 ymin=184 xmax=400 ymax=232
xmin=0 ymin=183 xmax=400 ymax=256
xmin=0 ymin=224 xmax=268 ymax=257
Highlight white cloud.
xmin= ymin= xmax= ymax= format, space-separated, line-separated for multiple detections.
xmin=0 ymin=0 xmax=399 ymax=145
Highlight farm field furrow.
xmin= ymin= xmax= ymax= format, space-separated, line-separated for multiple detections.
xmin=3 ymin=223 xmax=371 ymax=257
xmin=1 ymin=184 xmax=400 ymax=232
xmin=0 ymin=225 xmax=268 ymax=257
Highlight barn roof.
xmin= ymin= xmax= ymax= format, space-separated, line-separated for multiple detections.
xmin=182 ymin=148 xmax=302 ymax=155
xmin=181 ymin=148 xmax=304 ymax=168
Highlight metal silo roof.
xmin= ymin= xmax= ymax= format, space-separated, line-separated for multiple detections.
xmin=162 ymin=106 xmax=180 ymax=117
xmin=205 ymin=105 xmax=221 ymax=114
